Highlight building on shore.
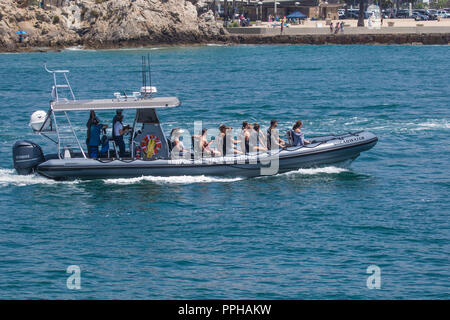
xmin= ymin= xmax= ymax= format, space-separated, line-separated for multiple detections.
xmin=210 ymin=0 xmax=343 ymax=21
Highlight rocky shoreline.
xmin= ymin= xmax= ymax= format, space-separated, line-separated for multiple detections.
xmin=0 ymin=0 xmax=226 ymax=52
xmin=1 ymin=0 xmax=448 ymax=53
xmin=7 ymin=33 xmax=449 ymax=53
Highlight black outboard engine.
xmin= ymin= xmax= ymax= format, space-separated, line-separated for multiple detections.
xmin=12 ymin=140 xmax=45 ymax=175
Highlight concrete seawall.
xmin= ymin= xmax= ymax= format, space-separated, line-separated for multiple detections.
xmin=225 ymin=28 xmax=450 ymax=45
xmin=227 ymin=26 xmax=450 ymax=36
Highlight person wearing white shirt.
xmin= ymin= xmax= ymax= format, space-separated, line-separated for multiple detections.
xmin=112 ymin=112 xmax=129 ymax=157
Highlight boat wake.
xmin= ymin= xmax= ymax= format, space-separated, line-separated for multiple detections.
xmin=416 ymin=120 xmax=449 ymax=130
xmin=103 ymin=175 xmax=244 ymax=185
xmin=0 ymin=166 xmax=350 ymax=187
xmin=103 ymin=166 xmax=350 ymax=185
xmin=282 ymin=166 xmax=349 ymax=176
xmin=338 ymin=117 xmax=449 ymax=133
xmin=0 ymin=169 xmax=77 ymax=187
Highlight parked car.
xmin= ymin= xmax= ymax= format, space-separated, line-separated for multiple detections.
xmin=345 ymin=11 xmax=359 ymax=19
xmin=396 ymin=10 xmax=410 ymax=18
xmin=412 ymin=11 xmax=429 ymax=21
xmin=436 ymin=10 xmax=449 ymax=18
xmin=414 ymin=9 xmax=427 ymax=15
xmin=413 ymin=9 xmax=431 ymax=20
xmin=426 ymin=9 xmax=438 ymax=20
xmin=341 ymin=9 xmax=370 ymax=19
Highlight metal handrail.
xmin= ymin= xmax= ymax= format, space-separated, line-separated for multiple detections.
xmin=64 ymin=111 xmax=86 ymax=158
xmin=45 ymin=64 xmax=85 ymax=158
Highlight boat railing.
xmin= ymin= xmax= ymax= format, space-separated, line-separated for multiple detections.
xmin=45 ymin=63 xmax=76 ymax=102
xmin=45 ymin=64 xmax=86 ymax=159
xmin=52 ymin=110 xmax=87 ymax=159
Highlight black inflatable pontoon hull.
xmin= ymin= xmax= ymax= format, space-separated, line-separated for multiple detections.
xmin=35 ymin=131 xmax=378 ymax=180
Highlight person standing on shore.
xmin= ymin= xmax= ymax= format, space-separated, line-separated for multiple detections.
xmin=280 ymin=21 xmax=284 ymax=35
xmin=340 ymin=21 xmax=344 ymax=32
xmin=329 ymin=22 xmax=333 ymax=33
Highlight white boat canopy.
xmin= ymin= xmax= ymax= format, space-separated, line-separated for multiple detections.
xmin=51 ymin=96 xmax=181 ymax=112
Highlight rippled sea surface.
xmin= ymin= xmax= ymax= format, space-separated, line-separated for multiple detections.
xmin=0 ymin=45 xmax=449 ymax=299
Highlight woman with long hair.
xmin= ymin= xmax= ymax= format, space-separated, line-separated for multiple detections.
xmin=291 ymin=120 xmax=310 ymax=147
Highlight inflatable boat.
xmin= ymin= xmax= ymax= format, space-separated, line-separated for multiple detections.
xmin=12 ymin=64 xmax=378 ymax=180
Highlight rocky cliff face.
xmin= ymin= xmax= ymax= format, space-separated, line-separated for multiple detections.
xmin=0 ymin=0 xmax=227 ymax=51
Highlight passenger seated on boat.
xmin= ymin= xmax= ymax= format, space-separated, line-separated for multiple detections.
xmin=200 ymin=128 xmax=221 ymax=157
xmin=240 ymin=121 xmax=252 ymax=154
xmin=217 ymin=124 xmax=241 ymax=156
xmin=100 ymin=134 xmax=109 ymax=157
xmin=251 ymin=123 xmax=268 ymax=152
xmin=87 ymin=118 xmax=108 ymax=158
xmin=191 ymin=134 xmax=201 ymax=158
xmin=266 ymin=119 xmax=286 ymax=150
xmin=169 ymin=128 xmax=187 ymax=157
xmin=216 ymin=125 xmax=226 ymax=155
xmin=286 ymin=129 xmax=293 ymax=145
xmin=291 ymin=120 xmax=310 ymax=147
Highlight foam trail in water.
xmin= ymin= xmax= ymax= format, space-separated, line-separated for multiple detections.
xmin=64 ymin=45 xmax=84 ymax=51
xmin=282 ymin=166 xmax=349 ymax=176
xmin=0 ymin=169 xmax=78 ymax=186
xmin=0 ymin=166 xmax=349 ymax=187
xmin=417 ymin=120 xmax=449 ymax=130
xmin=103 ymin=175 xmax=244 ymax=185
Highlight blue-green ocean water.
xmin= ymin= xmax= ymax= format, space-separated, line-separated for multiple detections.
xmin=0 ymin=45 xmax=449 ymax=299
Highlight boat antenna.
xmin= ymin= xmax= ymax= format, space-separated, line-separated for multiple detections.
xmin=141 ymin=56 xmax=147 ymax=94
xmin=147 ymin=54 xmax=152 ymax=98
xmin=140 ymin=55 xmax=153 ymax=98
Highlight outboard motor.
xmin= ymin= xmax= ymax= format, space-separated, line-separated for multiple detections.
xmin=12 ymin=140 xmax=45 ymax=175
